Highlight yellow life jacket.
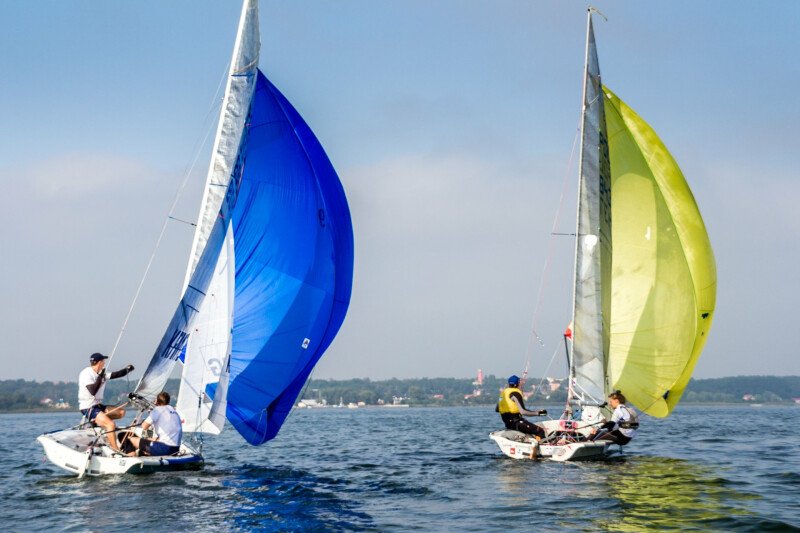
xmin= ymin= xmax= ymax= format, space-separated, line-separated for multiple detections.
xmin=497 ymin=387 xmax=522 ymax=414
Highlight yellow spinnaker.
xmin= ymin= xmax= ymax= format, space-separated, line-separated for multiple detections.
xmin=603 ymin=87 xmax=716 ymax=418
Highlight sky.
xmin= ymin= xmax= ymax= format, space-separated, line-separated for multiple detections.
xmin=1 ymin=1 xmax=798 ymax=383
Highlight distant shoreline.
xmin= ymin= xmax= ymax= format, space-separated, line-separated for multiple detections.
xmin=3 ymin=375 xmax=798 ymax=413
xmin=4 ymin=401 xmax=797 ymax=416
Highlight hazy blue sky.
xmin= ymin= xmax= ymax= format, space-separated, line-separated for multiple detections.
xmin=1 ymin=1 xmax=798 ymax=382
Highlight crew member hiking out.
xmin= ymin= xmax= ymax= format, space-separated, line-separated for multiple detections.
xmin=496 ymin=375 xmax=547 ymax=439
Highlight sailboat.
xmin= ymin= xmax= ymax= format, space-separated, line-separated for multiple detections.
xmin=38 ymin=0 xmax=354 ymax=476
xmin=490 ymin=8 xmax=716 ymax=461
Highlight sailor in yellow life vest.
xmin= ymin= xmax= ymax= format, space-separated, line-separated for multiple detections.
xmin=495 ymin=375 xmax=546 ymax=438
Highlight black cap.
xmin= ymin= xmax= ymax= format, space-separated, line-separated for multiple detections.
xmin=90 ymin=352 xmax=108 ymax=364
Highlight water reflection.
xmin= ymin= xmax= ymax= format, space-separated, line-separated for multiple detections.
xmin=592 ymin=456 xmax=757 ymax=531
xmin=222 ymin=463 xmax=375 ymax=532
xmin=10 ymin=409 xmax=800 ymax=531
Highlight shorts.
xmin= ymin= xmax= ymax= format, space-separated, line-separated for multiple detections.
xmin=139 ymin=439 xmax=180 ymax=456
xmin=81 ymin=404 xmax=107 ymax=423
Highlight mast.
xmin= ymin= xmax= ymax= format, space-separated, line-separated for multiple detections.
xmin=182 ymin=0 xmax=260 ymax=290
xmin=135 ymin=1 xmax=259 ymax=402
xmin=176 ymin=0 xmax=259 ymax=431
xmin=568 ymin=8 xmax=611 ymax=413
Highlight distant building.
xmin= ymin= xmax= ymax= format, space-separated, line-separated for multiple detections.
xmin=547 ymin=377 xmax=563 ymax=392
xmin=523 ymin=387 xmax=534 ymax=400
xmin=55 ymin=399 xmax=70 ymax=409
xmin=465 ymin=368 xmax=484 ymax=399
xmin=432 ymin=394 xmax=444 ymax=400
xmin=742 ymin=394 xmax=756 ymax=401
xmin=297 ymin=398 xmax=327 ymax=408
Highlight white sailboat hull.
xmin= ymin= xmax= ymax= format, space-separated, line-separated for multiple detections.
xmin=489 ymin=423 xmax=611 ymax=462
xmin=37 ymin=428 xmax=203 ymax=476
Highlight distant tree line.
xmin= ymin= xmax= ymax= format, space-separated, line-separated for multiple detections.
xmin=300 ymin=375 xmax=800 ymax=407
xmin=680 ymin=375 xmax=800 ymax=404
xmin=0 ymin=378 xmax=179 ymax=412
xmin=1 ymin=375 xmax=798 ymax=412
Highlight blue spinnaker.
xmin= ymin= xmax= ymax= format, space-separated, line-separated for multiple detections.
xmin=225 ymin=71 xmax=354 ymax=445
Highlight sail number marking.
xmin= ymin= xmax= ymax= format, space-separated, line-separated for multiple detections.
xmin=160 ymin=330 xmax=190 ymax=361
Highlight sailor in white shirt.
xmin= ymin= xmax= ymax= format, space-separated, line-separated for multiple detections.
xmin=590 ymin=391 xmax=640 ymax=445
xmin=125 ymin=391 xmax=183 ymax=457
xmin=78 ymin=352 xmax=135 ymax=451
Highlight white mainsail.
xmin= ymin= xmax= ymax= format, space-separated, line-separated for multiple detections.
xmin=184 ymin=0 xmax=260 ymax=287
xmin=175 ymin=225 xmax=234 ymax=433
xmin=173 ymin=0 xmax=259 ymax=430
xmin=135 ymin=0 xmax=259 ymax=402
xmin=570 ymin=14 xmax=611 ymax=407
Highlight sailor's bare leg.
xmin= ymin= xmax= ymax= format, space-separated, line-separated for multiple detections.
xmin=105 ymin=404 xmax=126 ymax=420
xmin=94 ymin=411 xmax=119 ymax=451
xmin=125 ymin=435 xmax=142 ymax=457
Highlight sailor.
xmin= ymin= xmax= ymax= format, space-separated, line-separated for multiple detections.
xmin=590 ymin=390 xmax=639 ymax=445
xmin=78 ymin=352 xmax=135 ymax=451
xmin=496 ymin=375 xmax=547 ymax=439
xmin=125 ymin=391 xmax=183 ymax=457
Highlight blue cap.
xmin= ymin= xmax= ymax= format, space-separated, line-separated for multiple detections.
xmin=508 ymin=375 xmax=520 ymax=386
xmin=89 ymin=352 xmax=108 ymax=364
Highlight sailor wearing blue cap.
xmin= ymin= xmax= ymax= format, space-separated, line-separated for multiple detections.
xmin=496 ymin=375 xmax=547 ymax=439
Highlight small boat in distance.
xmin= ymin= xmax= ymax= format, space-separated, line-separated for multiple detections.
xmin=38 ymin=0 xmax=354 ymax=476
xmin=491 ymin=8 xmax=716 ymax=462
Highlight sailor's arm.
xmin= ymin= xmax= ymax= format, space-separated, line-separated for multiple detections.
xmin=601 ymin=408 xmax=623 ymax=431
xmin=85 ymin=369 xmax=106 ymax=396
xmin=109 ymin=365 xmax=135 ymax=379
xmin=511 ymin=394 xmax=546 ymax=416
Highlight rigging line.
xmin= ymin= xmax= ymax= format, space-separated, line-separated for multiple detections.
xmin=533 ymin=345 xmax=561 ymax=400
xmin=522 ymin=119 xmax=582 ymax=371
xmin=570 ymin=379 xmax=603 ymax=406
xmin=168 ymin=215 xmax=198 ymax=227
xmin=288 ymin=369 xmax=317 ymax=422
xmin=106 ymin=63 xmax=230 ymax=366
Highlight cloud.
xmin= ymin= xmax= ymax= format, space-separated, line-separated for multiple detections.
xmin=314 ymin=150 xmax=577 ymax=380
xmin=22 ymin=152 xmax=154 ymax=199
xmin=0 ymin=152 xmax=193 ymax=382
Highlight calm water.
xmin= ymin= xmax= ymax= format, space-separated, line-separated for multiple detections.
xmin=2 ymin=405 xmax=798 ymax=531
